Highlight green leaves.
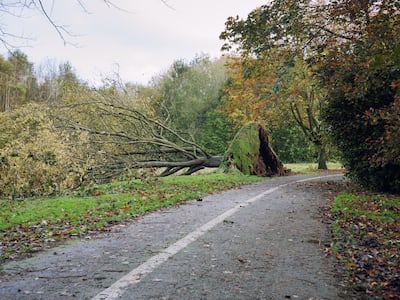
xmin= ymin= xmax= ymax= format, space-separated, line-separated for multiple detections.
xmin=151 ymin=55 xmax=228 ymax=149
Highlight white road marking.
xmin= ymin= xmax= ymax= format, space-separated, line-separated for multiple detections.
xmin=92 ymin=174 xmax=342 ymax=300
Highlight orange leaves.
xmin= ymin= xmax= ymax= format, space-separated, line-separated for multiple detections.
xmin=390 ymin=80 xmax=397 ymax=90
xmin=221 ymin=54 xmax=293 ymax=129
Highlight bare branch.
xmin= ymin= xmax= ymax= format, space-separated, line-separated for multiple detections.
xmin=160 ymin=0 xmax=175 ymax=10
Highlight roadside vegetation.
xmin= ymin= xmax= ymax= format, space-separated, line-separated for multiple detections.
xmin=220 ymin=2 xmax=400 ymax=297
xmin=329 ymin=189 xmax=400 ymax=299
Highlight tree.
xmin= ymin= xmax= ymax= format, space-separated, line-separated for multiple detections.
xmin=270 ymin=125 xmax=315 ymax=163
xmin=0 ymin=50 xmax=36 ymax=111
xmin=150 ymin=55 xmax=231 ymax=155
xmin=275 ymin=56 xmax=328 ymax=169
xmin=57 ymin=91 xmax=223 ymax=181
xmin=220 ymin=0 xmax=400 ymax=191
xmin=198 ymin=109 xmax=235 ymax=156
xmin=0 ymin=103 xmax=89 ymax=198
xmin=220 ymin=52 xmax=329 ymax=169
xmin=321 ymin=1 xmax=400 ymax=192
xmin=0 ymin=55 xmax=13 ymax=111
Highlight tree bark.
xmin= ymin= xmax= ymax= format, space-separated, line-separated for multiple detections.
xmin=134 ymin=156 xmax=222 ymax=170
xmin=317 ymin=145 xmax=328 ymax=170
xmin=222 ymin=122 xmax=287 ymax=177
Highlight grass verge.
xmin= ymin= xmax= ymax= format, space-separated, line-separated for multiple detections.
xmin=0 ymin=171 xmax=265 ymax=262
xmin=331 ymin=191 xmax=400 ymax=299
xmin=285 ymin=161 xmax=344 ymax=173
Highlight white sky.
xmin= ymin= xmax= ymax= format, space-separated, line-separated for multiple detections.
xmin=1 ymin=0 xmax=266 ymax=85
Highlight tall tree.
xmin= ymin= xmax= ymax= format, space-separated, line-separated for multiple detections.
xmin=150 ymin=55 xmax=231 ymax=154
xmin=321 ymin=1 xmax=400 ymax=192
xmin=0 ymin=55 xmax=13 ymax=112
xmin=220 ymin=51 xmax=329 ymax=168
xmin=0 ymin=50 xmax=36 ymax=111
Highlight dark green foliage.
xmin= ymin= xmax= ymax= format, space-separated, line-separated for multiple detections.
xmin=321 ymin=2 xmax=400 ymax=193
xmin=198 ymin=110 xmax=235 ymax=156
xmin=270 ymin=125 xmax=315 ymax=163
xmin=323 ymin=77 xmax=400 ymax=193
xmin=323 ymin=45 xmax=400 ymax=193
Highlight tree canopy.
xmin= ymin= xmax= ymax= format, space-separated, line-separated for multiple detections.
xmin=220 ymin=0 xmax=400 ymax=192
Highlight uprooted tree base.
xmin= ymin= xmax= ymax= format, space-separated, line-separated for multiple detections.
xmin=221 ymin=122 xmax=288 ymax=177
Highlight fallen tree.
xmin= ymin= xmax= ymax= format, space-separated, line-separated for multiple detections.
xmin=57 ymin=94 xmax=222 ymax=181
xmin=58 ymin=95 xmax=286 ymax=181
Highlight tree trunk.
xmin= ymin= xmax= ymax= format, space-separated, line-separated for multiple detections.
xmin=317 ymin=145 xmax=328 ymax=170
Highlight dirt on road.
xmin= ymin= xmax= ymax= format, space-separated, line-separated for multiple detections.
xmin=0 ymin=174 xmax=362 ymax=299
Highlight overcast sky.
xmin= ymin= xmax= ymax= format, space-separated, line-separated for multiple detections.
xmin=1 ymin=1 xmax=266 ymax=85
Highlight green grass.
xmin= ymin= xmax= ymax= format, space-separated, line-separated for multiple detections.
xmin=1 ymin=171 xmax=267 ymax=231
xmin=0 ymin=170 xmax=266 ymax=260
xmin=332 ymin=193 xmax=400 ymax=222
xmin=284 ymin=161 xmax=344 ymax=173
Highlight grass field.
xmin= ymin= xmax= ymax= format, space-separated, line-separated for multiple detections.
xmin=284 ymin=161 xmax=344 ymax=173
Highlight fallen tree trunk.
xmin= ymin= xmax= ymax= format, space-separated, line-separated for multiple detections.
xmin=134 ymin=156 xmax=222 ymax=169
xmin=59 ymin=98 xmax=222 ymax=181
xmin=134 ymin=156 xmax=222 ymax=176
xmin=60 ymin=97 xmax=286 ymax=181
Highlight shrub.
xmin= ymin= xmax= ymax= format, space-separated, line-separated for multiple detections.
xmin=323 ymin=62 xmax=400 ymax=193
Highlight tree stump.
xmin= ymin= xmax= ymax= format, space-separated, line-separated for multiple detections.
xmin=222 ymin=122 xmax=287 ymax=176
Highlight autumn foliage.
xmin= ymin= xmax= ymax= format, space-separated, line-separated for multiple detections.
xmin=321 ymin=1 xmax=400 ymax=193
xmin=0 ymin=103 xmax=89 ymax=198
xmin=220 ymin=0 xmax=400 ymax=193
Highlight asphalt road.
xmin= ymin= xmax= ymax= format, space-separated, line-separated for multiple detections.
xmin=0 ymin=173 xmax=350 ymax=300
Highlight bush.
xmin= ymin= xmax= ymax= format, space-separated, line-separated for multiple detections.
xmin=320 ymin=4 xmax=400 ymax=194
xmin=199 ymin=110 xmax=235 ymax=155
xmin=323 ymin=63 xmax=400 ymax=194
